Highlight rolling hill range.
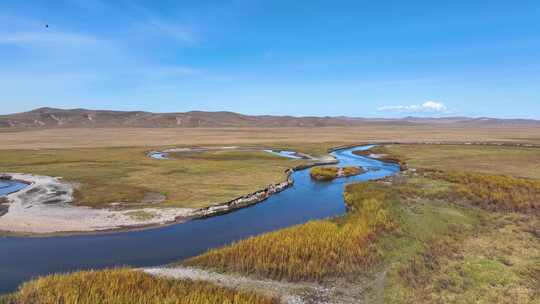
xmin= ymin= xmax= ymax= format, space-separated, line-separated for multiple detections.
xmin=1 ymin=107 xmax=539 ymax=129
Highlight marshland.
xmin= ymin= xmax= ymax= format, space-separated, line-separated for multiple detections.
xmin=1 ymin=128 xmax=539 ymax=303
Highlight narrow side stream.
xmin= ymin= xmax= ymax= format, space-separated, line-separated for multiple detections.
xmin=0 ymin=180 xmax=28 ymax=197
xmin=0 ymin=145 xmax=400 ymax=293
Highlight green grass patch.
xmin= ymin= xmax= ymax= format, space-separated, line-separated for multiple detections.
xmin=382 ymin=175 xmax=539 ymax=303
xmin=0 ymin=147 xmax=306 ymax=209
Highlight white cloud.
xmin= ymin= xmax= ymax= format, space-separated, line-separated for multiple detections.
xmin=378 ymin=101 xmax=448 ymax=113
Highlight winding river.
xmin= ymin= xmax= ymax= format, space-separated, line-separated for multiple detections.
xmin=0 ymin=146 xmax=399 ymax=293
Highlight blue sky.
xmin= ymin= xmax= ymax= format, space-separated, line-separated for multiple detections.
xmin=0 ymin=0 xmax=539 ymax=118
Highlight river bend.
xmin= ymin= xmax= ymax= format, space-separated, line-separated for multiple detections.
xmin=0 ymin=145 xmax=399 ymax=293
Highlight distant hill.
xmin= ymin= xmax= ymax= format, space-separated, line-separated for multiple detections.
xmin=1 ymin=107 xmax=539 ymax=129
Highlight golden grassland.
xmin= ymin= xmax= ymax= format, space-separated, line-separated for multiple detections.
xmin=0 ymin=148 xmax=305 ymax=209
xmin=364 ymin=144 xmax=540 ymax=212
xmin=385 ymin=144 xmax=540 ymax=178
xmin=1 ymin=125 xmax=540 ymax=150
xmin=182 ymin=172 xmax=539 ymax=302
xmin=182 ymin=144 xmax=540 ymax=302
xmin=2 ymin=129 xmax=540 ymax=302
xmin=3 ymin=166 xmax=538 ymax=303
xmin=430 ymin=170 xmax=540 ymax=213
xmin=0 ymin=268 xmax=278 ymax=304
xmin=184 ymin=182 xmax=397 ymax=281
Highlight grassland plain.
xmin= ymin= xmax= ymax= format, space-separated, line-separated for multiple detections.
xmin=2 ymin=136 xmax=540 ymax=302
xmin=1 ymin=125 xmax=540 ymax=150
xmin=180 ymin=144 xmax=540 ymax=303
xmin=384 ymin=144 xmax=540 ymax=178
xmin=0 ymin=268 xmax=278 ymax=304
xmin=0 ymin=148 xmax=307 ymax=209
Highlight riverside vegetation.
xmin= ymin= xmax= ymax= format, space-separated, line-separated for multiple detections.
xmin=309 ymin=166 xmax=363 ymax=181
xmin=184 ymin=181 xmax=397 ymax=281
xmin=3 ymin=144 xmax=539 ymax=303
xmin=352 ymin=146 xmax=407 ymax=170
xmin=182 ymin=144 xmax=540 ymax=302
xmin=0 ymin=269 xmax=278 ymax=304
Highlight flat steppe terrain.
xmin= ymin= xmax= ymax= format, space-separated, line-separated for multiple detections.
xmin=1 ymin=125 xmax=540 ymax=150
xmin=1 ymin=125 xmax=539 ymax=211
xmin=2 ymin=126 xmax=540 ymax=303
xmin=0 ymin=148 xmax=305 ymax=209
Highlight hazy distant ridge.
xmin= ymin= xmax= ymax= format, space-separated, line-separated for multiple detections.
xmin=1 ymin=107 xmax=538 ymax=128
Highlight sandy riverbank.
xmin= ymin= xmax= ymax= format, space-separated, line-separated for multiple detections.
xmin=0 ymin=173 xmax=195 ymax=235
xmin=0 ymin=148 xmax=337 ymax=236
xmin=0 ymin=162 xmax=337 ymax=236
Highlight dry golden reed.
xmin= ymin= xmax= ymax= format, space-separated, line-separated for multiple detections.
xmin=185 ymin=183 xmax=396 ymax=281
xmin=432 ymin=171 xmax=540 ymax=213
xmin=2 ymin=268 xmax=278 ymax=304
xmin=309 ymin=166 xmax=339 ymax=181
xmin=310 ymin=166 xmax=362 ymax=181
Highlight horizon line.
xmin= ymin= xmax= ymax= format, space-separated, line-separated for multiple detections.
xmin=2 ymin=106 xmax=539 ymax=121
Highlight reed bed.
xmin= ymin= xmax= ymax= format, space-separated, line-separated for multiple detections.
xmin=341 ymin=166 xmax=362 ymax=176
xmin=309 ymin=166 xmax=362 ymax=181
xmin=1 ymin=268 xmax=278 ymax=304
xmin=357 ymin=144 xmax=540 ymax=213
xmin=184 ymin=183 xmax=397 ymax=281
xmin=431 ymin=171 xmax=540 ymax=213
xmin=309 ymin=166 xmax=339 ymax=181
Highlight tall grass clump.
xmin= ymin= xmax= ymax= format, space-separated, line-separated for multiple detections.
xmin=310 ymin=166 xmax=362 ymax=181
xmin=341 ymin=166 xmax=363 ymax=177
xmin=309 ymin=166 xmax=339 ymax=181
xmin=3 ymin=268 xmax=278 ymax=304
xmin=184 ymin=183 xmax=397 ymax=281
xmin=431 ymin=171 xmax=540 ymax=213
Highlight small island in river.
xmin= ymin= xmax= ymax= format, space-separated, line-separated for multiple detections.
xmin=309 ymin=166 xmax=364 ymax=181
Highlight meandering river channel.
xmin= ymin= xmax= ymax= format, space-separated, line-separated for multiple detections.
xmin=0 ymin=145 xmax=399 ymax=293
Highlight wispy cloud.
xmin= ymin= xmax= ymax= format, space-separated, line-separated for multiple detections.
xmin=378 ymin=101 xmax=449 ymax=113
xmin=141 ymin=19 xmax=196 ymax=44
xmin=0 ymin=31 xmax=100 ymax=46
xmin=122 ymin=2 xmax=198 ymax=45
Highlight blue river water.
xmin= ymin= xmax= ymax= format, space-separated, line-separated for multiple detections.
xmin=0 ymin=180 xmax=28 ymax=197
xmin=263 ymin=149 xmax=304 ymax=159
xmin=0 ymin=145 xmax=399 ymax=293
